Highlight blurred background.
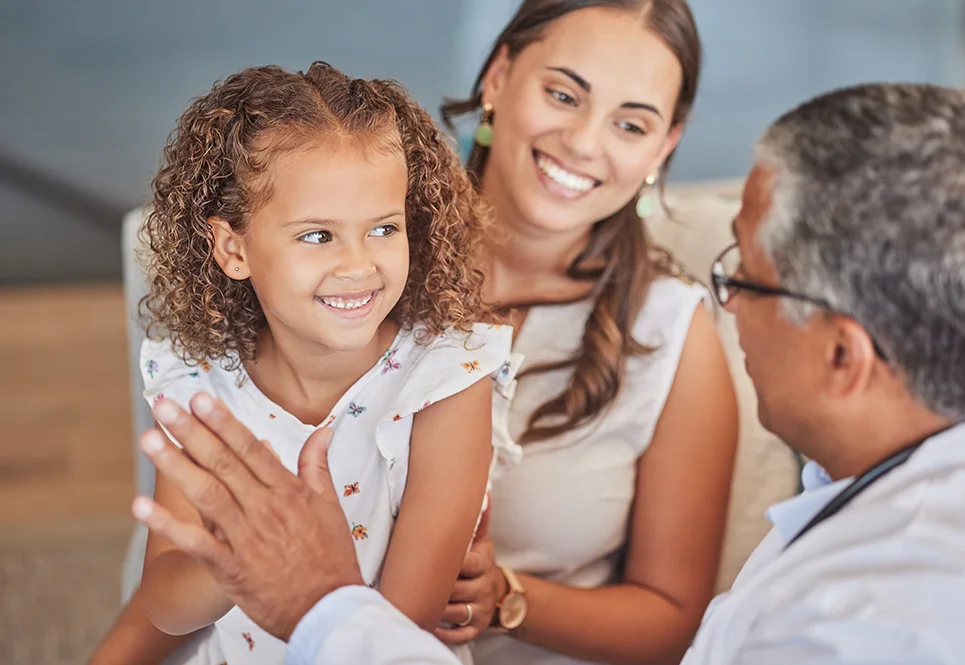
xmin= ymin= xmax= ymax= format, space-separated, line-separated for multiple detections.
xmin=1 ymin=1 xmax=962 ymax=663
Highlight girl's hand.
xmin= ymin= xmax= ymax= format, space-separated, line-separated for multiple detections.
xmin=434 ymin=534 xmax=507 ymax=645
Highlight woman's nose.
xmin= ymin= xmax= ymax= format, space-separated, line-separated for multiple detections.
xmin=561 ymin=112 xmax=605 ymax=162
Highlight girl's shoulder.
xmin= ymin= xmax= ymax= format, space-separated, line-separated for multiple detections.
xmin=139 ymin=337 xmax=240 ymax=409
xmin=376 ymin=322 xmax=518 ymax=417
xmin=396 ymin=321 xmax=513 ymax=366
xmin=369 ymin=323 xmax=524 ymax=483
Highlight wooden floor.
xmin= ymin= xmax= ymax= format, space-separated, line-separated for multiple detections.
xmin=0 ymin=283 xmax=135 ymax=537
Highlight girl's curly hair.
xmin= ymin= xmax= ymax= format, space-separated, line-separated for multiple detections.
xmin=141 ymin=62 xmax=495 ymax=367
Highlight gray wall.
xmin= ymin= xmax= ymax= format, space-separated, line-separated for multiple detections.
xmin=0 ymin=0 xmax=467 ymax=284
xmin=677 ymin=0 xmax=965 ymax=180
xmin=1 ymin=0 xmax=963 ymax=284
xmin=457 ymin=0 xmax=965 ymax=180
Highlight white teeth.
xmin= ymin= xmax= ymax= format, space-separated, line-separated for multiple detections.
xmin=536 ymin=154 xmax=596 ymax=193
xmin=320 ymin=294 xmax=374 ymax=310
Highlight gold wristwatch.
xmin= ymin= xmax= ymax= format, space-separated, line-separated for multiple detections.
xmin=493 ymin=565 xmax=528 ymax=632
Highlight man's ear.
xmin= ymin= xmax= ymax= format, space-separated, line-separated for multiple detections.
xmin=209 ymin=217 xmax=250 ymax=280
xmin=825 ymin=316 xmax=878 ymax=398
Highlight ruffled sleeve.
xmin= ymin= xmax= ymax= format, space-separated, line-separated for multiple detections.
xmin=381 ymin=324 xmax=514 ymax=416
xmin=139 ymin=338 xmax=220 ymax=446
xmin=374 ymin=323 xmax=524 ymax=510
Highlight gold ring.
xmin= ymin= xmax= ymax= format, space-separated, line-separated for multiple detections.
xmin=456 ymin=602 xmax=473 ymax=627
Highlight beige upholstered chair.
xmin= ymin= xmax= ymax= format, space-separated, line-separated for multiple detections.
xmin=648 ymin=181 xmax=800 ymax=590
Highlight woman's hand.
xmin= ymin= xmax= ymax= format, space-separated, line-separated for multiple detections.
xmin=434 ymin=533 xmax=507 ymax=645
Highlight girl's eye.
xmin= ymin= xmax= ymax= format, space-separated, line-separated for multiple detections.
xmin=547 ymin=89 xmax=576 ymax=106
xmin=618 ymin=120 xmax=647 ymax=136
xmin=370 ymin=224 xmax=399 ymax=238
xmin=299 ymin=230 xmax=332 ymax=244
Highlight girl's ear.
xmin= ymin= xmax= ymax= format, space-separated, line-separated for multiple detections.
xmin=209 ymin=217 xmax=250 ymax=279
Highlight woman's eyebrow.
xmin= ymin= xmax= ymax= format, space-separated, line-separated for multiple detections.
xmin=546 ymin=66 xmax=663 ymax=118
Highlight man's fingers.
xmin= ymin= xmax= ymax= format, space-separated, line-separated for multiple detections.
xmin=132 ymin=496 xmax=232 ymax=569
xmin=153 ymin=398 xmax=265 ymax=503
xmin=433 ymin=625 xmax=479 ymax=646
xmin=187 ymin=393 xmax=292 ymax=487
xmin=140 ymin=428 xmax=243 ymax=529
xmin=201 ymin=515 xmax=228 ymax=543
xmin=297 ymin=427 xmax=336 ymax=496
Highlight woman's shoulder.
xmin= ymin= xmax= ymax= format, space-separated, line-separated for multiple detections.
xmin=631 ymin=275 xmax=711 ymax=347
xmin=622 ymin=275 xmax=711 ymax=400
xmin=609 ymin=277 xmax=714 ymax=450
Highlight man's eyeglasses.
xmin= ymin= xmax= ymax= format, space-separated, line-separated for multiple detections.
xmin=710 ymin=243 xmax=888 ymax=361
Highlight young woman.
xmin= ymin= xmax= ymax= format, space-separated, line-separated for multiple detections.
xmin=434 ymin=2 xmax=739 ymax=663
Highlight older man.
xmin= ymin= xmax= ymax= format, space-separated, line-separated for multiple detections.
xmin=686 ymin=82 xmax=965 ymax=663
xmin=136 ymin=83 xmax=965 ymax=664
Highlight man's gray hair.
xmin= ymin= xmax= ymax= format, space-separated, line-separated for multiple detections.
xmin=755 ymin=83 xmax=965 ymax=421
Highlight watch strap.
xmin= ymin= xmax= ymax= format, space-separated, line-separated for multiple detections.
xmin=497 ymin=565 xmax=525 ymax=597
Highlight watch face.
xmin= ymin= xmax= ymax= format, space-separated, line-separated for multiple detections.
xmin=500 ymin=593 xmax=528 ymax=630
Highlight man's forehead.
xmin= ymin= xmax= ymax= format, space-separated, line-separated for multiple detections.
xmin=735 ymin=163 xmax=775 ymax=241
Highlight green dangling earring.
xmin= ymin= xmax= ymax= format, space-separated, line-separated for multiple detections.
xmin=635 ymin=173 xmax=658 ymax=218
xmin=474 ymin=102 xmax=494 ymax=147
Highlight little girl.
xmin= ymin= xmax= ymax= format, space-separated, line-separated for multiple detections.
xmin=90 ymin=62 xmax=520 ymax=665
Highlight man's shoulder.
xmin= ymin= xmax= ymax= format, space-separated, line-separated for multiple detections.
xmin=754 ymin=463 xmax=965 ymax=626
xmin=706 ymin=518 xmax=965 ymax=663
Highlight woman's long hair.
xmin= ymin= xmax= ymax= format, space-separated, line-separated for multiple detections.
xmin=442 ymin=0 xmax=702 ymax=443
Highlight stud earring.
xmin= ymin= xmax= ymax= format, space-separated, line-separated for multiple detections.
xmin=234 ymin=267 xmax=240 ymax=272
xmin=474 ymin=102 xmax=494 ymax=147
xmin=636 ymin=174 xmax=658 ymax=219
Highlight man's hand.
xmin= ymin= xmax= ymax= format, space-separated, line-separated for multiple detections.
xmin=132 ymin=393 xmax=364 ymax=641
